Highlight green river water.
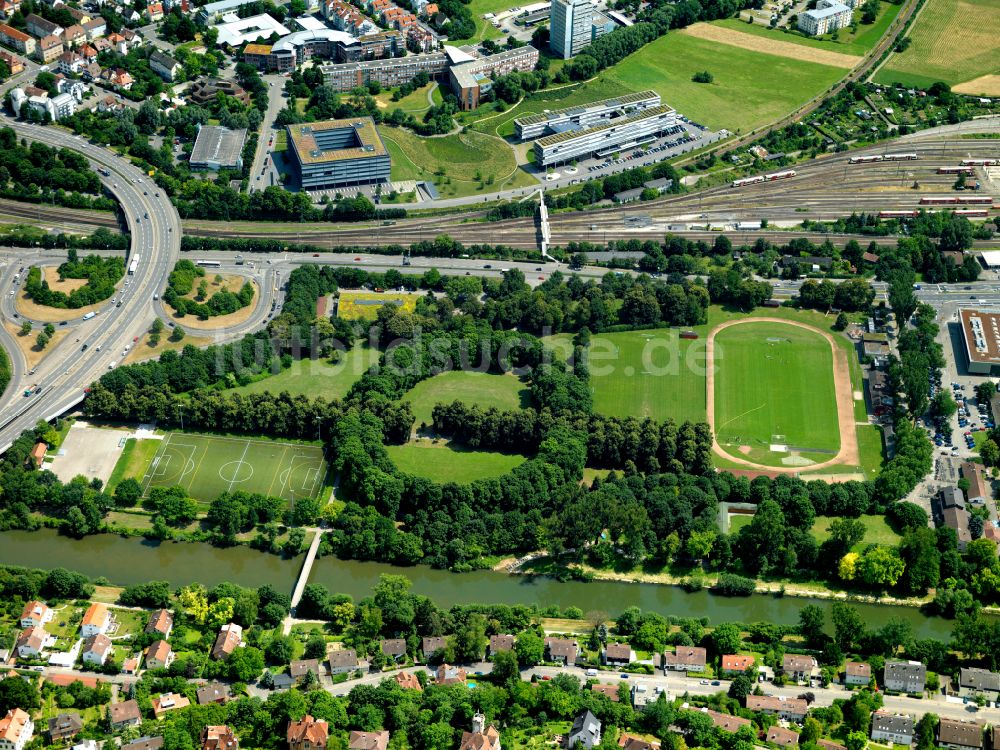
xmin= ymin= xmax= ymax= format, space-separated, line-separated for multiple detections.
xmin=0 ymin=529 xmax=959 ymax=639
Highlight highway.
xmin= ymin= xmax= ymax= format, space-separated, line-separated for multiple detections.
xmin=0 ymin=120 xmax=181 ymax=453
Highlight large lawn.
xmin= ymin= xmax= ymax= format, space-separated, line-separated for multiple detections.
xmin=232 ymin=346 xmax=378 ymax=401
xmin=380 ymin=126 xmax=536 ymax=197
xmin=404 ymin=370 xmax=530 ymax=428
xmin=730 ymin=514 xmax=900 ymax=549
xmin=578 ymin=328 xmax=708 ymax=425
xmin=385 ymin=441 xmax=525 ymax=483
xmin=713 ymin=321 xmax=840 ymax=466
xmin=874 ymin=0 xmax=1000 ymax=90
xmin=602 ymin=32 xmax=844 ymax=133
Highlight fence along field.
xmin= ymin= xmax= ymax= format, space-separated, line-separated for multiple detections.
xmin=141 ymin=433 xmax=327 ymax=504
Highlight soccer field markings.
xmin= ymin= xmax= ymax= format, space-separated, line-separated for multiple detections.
xmin=225 ymin=440 xmax=253 ymax=493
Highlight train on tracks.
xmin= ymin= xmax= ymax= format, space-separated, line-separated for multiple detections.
xmin=919 ymin=196 xmax=994 ymax=206
xmin=961 ymin=158 xmax=1000 ymax=167
xmin=937 ymin=166 xmax=976 ymax=175
xmin=731 ymin=169 xmax=796 ymax=188
xmin=848 ymin=153 xmax=918 ymax=164
xmin=879 ymin=207 xmax=991 ymax=219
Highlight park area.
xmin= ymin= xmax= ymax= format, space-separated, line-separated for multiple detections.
xmin=403 ymin=370 xmax=530 ymax=427
xmin=711 ymin=321 xmax=841 ymax=467
xmin=139 ymin=433 xmax=327 ymax=504
xmin=874 ymin=0 xmax=1000 ymax=92
xmin=385 ymin=440 xmax=526 ymax=483
xmin=232 ymin=346 xmax=380 ymax=401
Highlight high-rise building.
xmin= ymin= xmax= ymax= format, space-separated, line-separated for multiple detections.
xmin=549 ymin=0 xmax=592 ymax=59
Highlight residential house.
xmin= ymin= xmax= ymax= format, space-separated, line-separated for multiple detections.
xmin=767 ymin=727 xmax=800 ymax=747
xmin=46 ymin=714 xmax=83 ymax=743
xmin=602 ymin=642 xmax=634 ymax=667
xmin=145 ymin=2 xmax=163 ymax=20
xmin=108 ymin=701 xmax=142 ymax=730
xmin=25 ymin=13 xmax=61 ymax=38
xmin=618 ymin=734 xmax=660 ymax=750
xmin=844 ymin=661 xmax=871 ymax=686
xmin=145 ymin=640 xmax=174 ymax=671
xmin=380 ymin=639 xmax=406 ymax=662
xmin=568 ymin=710 xmax=601 ymax=749
xmin=394 ymin=671 xmax=422 ymax=690
xmin=122 ymin=737 xmax=164 ymax=750
xmin=884 ymin=661 xmax=926 ymax=694
xmin=35 ymin=34 xmax=62 ymax=64
xmin=0 ymin=49 xmax=23 ymax=73
xmin=489 ymin=635 xmax=514 ymax=655
xmin=82 ymin=634 xmax=112 ymax=666
xmin=721 ymin=655 xmax=755 ymax=675
xmin=83 ymin=17 xmax=106 ymax=39
xmin=96 ymin=93 xmax=123 ymax=112
xmin=76 ymin=42 xmax=96 ymax=61
xmin=211 ymin=623 xmax=242 ymax=660
xmin=19 ymin=601 xmax=53 ymax=629
xmin=80 ymin=603 xmax=110 ymax=637
xmin=201 ymin=726 xmax=238 ymax=750
xmin=0 ymin=0 xmax=21 ymax=21
xmin=664 ymin=647 xmax=707 ymax=672
xmin=83 ymin=63 xmax=103 ymax=81
xmin=56 ymin=50 xmax=82 ymax=74
xmin=459 ymin=714 xmax=501 ymax=750
xmin=271 ymin=674 xmax=295 ymax=691
xmin=591 ymin=684 xmax=619 ymax=702
xmin=289 ymin=659 xmax=321 ymax=684
xmin=544 ymin=637 xmax=578 ymax=666
xmin=146 ymin=610 xmax=173 ymax=639
xmin=961 ymin=463 xmax=990 ymax=504
xmin=0 ymin=709 xmax=33 ymax=750
xmin=702 ymin=709 xmax=751 ymax=733
xmin=421 ymin=636 xmax=446 ymax=660
xmin=66 ymin=7 xmax=91 ymax=23
xmin=0 ymin=24 xmax=34 ymax=55
xmin=196 ymin=683 xmax=232 ymax=705
xmin=870 ymin=712 xmax=914 ymax=746
xmin=104 ymin=68 xmax=134 ymax=90
xmin=287 ymin=716 xmax=329 ymax=750
xmin=121 ymin=655 xmax=141 ymax=675
xmin=61 ymin=24 xmax=85 ymax=45
xmin=149 ymin=49 xmax=179 ymax=80
xmin=328 ymin=650 xmax=358 ymax=675
xmin=91 ymin=37 xmax=110 ymax=53
xmin=436 ymin=664 xmax=466 ymax=685
xmin=745 ymin=696 xmax=808 ymax=721
xmin=15 ymin=626 xmax=46 ymax=659
xmin=152 ymin=693 xmax=190 ymax=719
xmin=782 ymin=654 xmax=818 ymax=683
xmin=937 ymin=719 xmax=984 ymax=750
xmin=348 ymin=731 xmax=389 ymax=750
xmin=959 ymin=668 xmax=1000 ymax=697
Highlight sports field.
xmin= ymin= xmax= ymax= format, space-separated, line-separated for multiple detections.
xmin=603 ymin=33 xmax=844 ymax=133
xmin=385 ymin=441 xmax=525 ymax=483
xmin=713 ymin=322 xmax=840 ymax=466
xmin=404 ymin=370 xmax=530 ymax=427
xmin=141 ymin=433 xmax=327 ymax=504
xmin=874 ymin=0 xmax=1000 ymax=91
xmin=337 ymin=290 xmax=418 ymax=321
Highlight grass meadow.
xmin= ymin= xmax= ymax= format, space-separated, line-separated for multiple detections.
xmin=232 ymin=346 xmax=380 ymax=401
xmin=713 ymin=321 xmax=840 ymax=466
xmin=403 ymin=370 xmax=530 ymax=427
xmin=729 ymin=514 xmax=899 ymax=550
xmin=385 ymin=440 xmax=526 ymax=483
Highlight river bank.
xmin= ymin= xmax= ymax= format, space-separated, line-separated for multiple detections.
xmin=0 ymin=529 xmax=972 ymax=639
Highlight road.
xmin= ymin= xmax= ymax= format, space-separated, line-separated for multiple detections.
xmin=0 ymin=119 xmax=181 ymax=453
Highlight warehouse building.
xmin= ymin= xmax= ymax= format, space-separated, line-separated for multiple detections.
xmin=959 ymin=307 xmax=1000 ymax=375
xmin=190 ymin=125 xmax=247 ymax=171
xmin=287 ymin=118 xmax=390 ymax=190
xmin=533 ymin=104 xmax=677 ymax=167
xmin=514 ymin=89 xmax=660 ymax=140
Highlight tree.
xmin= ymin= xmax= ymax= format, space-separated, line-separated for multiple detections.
xmin=846 ymin=730 xmax=869 ymax=750
xmin=151 ymin=318 xmax=165 ymax=334
xmin=227 ymin=646 xmax=265 ymax=682
xmin=0 ymin=677 xmax=40 ymax=714
xmin=799 ymin=604 xmax=826 ymax=647
xmin=728 ymin=673 xmax=754 ymax=701
xmin=19 ymin=320 xmax=31 ymax=336
xmin=857 ymin=546 xmax=906 ymax=588
xmin=490 ymin=649 xmax=519 ymax=684
xmin=692 ymin=70 xmax=714 ymax=83
xmin=831 ymin=603 xmax=865 ymax=651
xmin=265 ymin=635 xmax=294 ymax=666
xmin=113 ymin=477 xmax=142 ymax=508
xmin=36 ymin=332 xmax=49 ymax=349
xmin=833 ymin=312 xmax=849 ymax=331
xmin=304 ymin=634 xmax=327 ymax=661
xmin=169 ymin=326 xmax=186 ymax=342
xmin=711 ymin=622 xmax=743 ymax=656
xmin=515 ymin=631 xmax=544 ymax=667
xmin=453 ymin=613 xmax=488 ymax=662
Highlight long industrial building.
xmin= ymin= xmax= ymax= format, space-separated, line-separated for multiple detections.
xmin=287 ymin=118 xmax=391 ymax=190
xmin=959 ymin=307 xmax=1000 ymax=375
xmin=533 ymin=103 xmax=677 ymax=167
xmin=514 ymin=89 xmax=660 ymax=140
xmin=319 ymin=52 xmax=449 ymax=91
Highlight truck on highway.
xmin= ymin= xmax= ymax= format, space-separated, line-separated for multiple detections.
xmin=82 ymin=311 xmax=96 ymax=320
xmin=23 ymin=384 xmax=39 ymax=397
xmin=98 ymin=167 xmax=110 ymax=177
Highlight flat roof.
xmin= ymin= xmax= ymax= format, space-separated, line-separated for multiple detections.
xmin=271 ymin=27 xmax=356 ymax=52
xmin=295 ymin=15 xmax=328 ymax=30
xmin=535 ymin=103 xmax=676 ymax=148
xmin=190 ymin=125 xmax=247 ymax=168
xmin=980 ymin=250 xmax=1000 ymax=267
xmin=287 ymin=117 xmax=387 ymax=165
xmin=960 ymin=307 xmax=1000 ymax=366
xmin=515 ymin=89 xmax=659 ymax=127
xmin=804 ymin=1 xmax=849 ymax=18
xmin=214 ymin=13 xmax=290 ymax=46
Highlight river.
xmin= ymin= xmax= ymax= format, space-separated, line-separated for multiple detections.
xmin=0 ymin=529 xmax=960 ymax=640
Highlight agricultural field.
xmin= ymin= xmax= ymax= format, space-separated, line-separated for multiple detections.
xmin=874 ymin=0 xmax=1000 ymax=92
xmin=232 ymin=346 xmax=380 ymax=401
xmin=403 ymin=370 xmax=530 ymax=427
xmin=603 ymin=32 xmax=845 ymax=133
xmin=140 ymin=433 xmax=327 ymax=504
xmin=337 ymin=290 xmax=419 ymax=321
xmin=379 ymin=126 xmax=536 ymax=197
xmin=385 ymin=440 xmax=526 ymax=483
xmin=713 ymin=321 xmax=840 ymax=466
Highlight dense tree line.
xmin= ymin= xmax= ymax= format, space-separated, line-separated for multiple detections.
xmin=0 ymin=227 xmax=128 ymax=252
xmin=24 ymin=252 xmax=124 ymax=309
xmin=798 ymin=278 xmax=876 ymax=312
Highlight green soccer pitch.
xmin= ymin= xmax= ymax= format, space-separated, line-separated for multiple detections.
xmin=141 ymin=433 xmax=327 ymax=504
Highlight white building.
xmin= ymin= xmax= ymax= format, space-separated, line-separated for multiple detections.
xmin=515 ymin=89 xmax=660 ymax=139
xmin=19 ymin=601 xmax=53 ymax=629
xmin=213 ymin=12 xmax=290 ymax=46
xmin=549 ymin=0 xmax=591 ymax=58
xmin=798 ymin=0 xmax=852 ymax=35
xmin=533 ymin=103 xmax=677 ymax=167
